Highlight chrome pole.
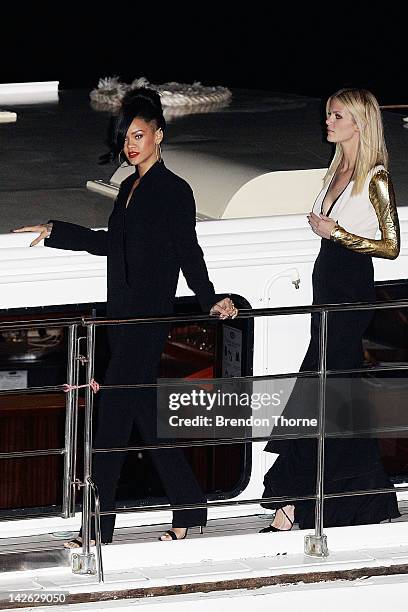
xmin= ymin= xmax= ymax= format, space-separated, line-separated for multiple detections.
xmin=72 ymin=323 xmax=97 ymax=575
xmin=69 ymin=335 xmax=87 ymax=514
xmin=88 ymin=477 xmax=104 ymax=583
xmin=62 ymin=324 xmax=78 ymax=518
xmin=69 ymin=335 xmax=82 ymax=515
xmin=305 ymin=309 xmax=329 ymax=557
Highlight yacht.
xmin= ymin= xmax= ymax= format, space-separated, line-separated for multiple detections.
xmin=0 ymin=84 xmax=407 ymax=610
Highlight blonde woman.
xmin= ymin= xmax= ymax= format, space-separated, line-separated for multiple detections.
xmin=261 ymin=88 xmax=400 ymax=531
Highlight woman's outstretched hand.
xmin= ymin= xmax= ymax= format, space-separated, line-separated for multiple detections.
xmin=210 ymin=297 xmax=238 ymax=320
xmin=11 ymin=223 xmax=53 ymax=247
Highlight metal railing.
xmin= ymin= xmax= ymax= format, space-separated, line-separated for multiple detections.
xmin=0 ymin=316 xmax=84 ymax=523
xmin=1 ymin=298 xmax=408 ymax=582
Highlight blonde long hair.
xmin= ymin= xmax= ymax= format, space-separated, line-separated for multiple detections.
xmin=323 ymin=88 xmax=388 ymax=195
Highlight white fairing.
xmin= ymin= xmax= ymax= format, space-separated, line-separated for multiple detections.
xmin=0 ymin=81 xmax=59 ymax=104
xmin=90 ymin=151 xmax=328 ymax=219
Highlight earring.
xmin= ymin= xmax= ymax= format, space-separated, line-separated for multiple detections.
xmin=156 ymin=143 xmax=162 ymax=163
xmin=118 ymin=150 xmax=128 ymax=165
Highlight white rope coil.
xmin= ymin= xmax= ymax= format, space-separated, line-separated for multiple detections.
xmin=90 ymin=76 xmax=232 ymax=115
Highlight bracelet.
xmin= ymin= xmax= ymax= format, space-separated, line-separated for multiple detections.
xmin=45 ymin=222 xmax=53 ymax=238
xmin=330 ymin=223 xmax=340 ymax=241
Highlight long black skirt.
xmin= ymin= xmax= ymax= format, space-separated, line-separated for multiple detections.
xmin=262 ymin=240 xmax=400 ymax=528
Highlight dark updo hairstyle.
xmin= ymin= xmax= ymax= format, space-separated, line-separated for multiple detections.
xmin=101 ymin=87 xmax=166 ymax=164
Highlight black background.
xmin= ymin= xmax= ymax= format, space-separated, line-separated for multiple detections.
xmin=2 ymin=6 xmax=406 ymax=104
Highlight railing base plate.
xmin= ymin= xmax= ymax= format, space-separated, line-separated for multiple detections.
xmin=71 ymin=552 xmax=97 ymax=575
xmin=304 ymin=534 xmax=329 ymax=557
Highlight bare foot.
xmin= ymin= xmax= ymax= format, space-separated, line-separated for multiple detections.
xmin=271 ymin=505 xmax=295 ymax=530
xmin=159 ymin=528 xmax=188 ymax=541
xmin=63 ymin=536 xmax=96 ymax=549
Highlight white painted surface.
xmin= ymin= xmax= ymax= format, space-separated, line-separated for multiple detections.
xmin=0 ymin=110 xmax=17 ymax=123
xmin=223 ymin=167 xmax=328 ymax=218
xmin=2 ymin=523 xmax=408 ymax=610
xmin=94 ymin=158 xmax=327 ymax=219
xmin=0 ymin=81 xmax=59 ymax=104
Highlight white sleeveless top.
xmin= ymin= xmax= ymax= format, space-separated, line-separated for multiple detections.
xmin=312 ymin=165 xmax=384 ymax=240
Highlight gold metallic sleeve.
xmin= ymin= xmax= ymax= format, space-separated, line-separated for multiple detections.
xmin=330 ymin=169 xmax=400 ymax=259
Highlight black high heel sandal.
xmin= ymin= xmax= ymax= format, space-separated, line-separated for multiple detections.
xmin=159 ymin=528 xmax=189 ymax=541
xmin=259 ymin=507 xmax=294 ymax=533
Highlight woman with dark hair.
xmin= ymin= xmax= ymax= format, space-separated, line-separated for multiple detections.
xmin=261 ymin=88 xmax=400 ymax=532
xmin=14 ymin=87 xmax=237 ymax=544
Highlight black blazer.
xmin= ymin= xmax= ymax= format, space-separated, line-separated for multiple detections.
xmin=45 ymin=162 xmax=216 ymax=317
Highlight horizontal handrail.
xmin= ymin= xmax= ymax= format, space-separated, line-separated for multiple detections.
xmin=0 ymin=448 xmax=65 ymax=459
xmin=2 ymin=482 xmax=407 ymax=524
xmin=91 ymin=484 xmax=408 ymax=517
xmin=82 ymin=363 xmax=408 ymax=389
xmin=0 ymin=359 xmax=406 ymax=398
xmin=0 ymin=511 xmax=64 ymax=522
xmin=2 ymin=419 xmax=408 ymax=461
xmin=79 ymin=296 xmax=408 ymax=327
xmin=0 ymin=296 xmax=407 ymax=331
xmin=0 ymin=384 xmax=76 ymax=397
xmin=0 ymin=316 xmax=84 ymax=331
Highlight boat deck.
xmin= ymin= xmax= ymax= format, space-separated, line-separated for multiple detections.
xmin=1 ymin=503 xmax=408 ymax=557
xmin=0 ymin=88 xmax=407 ymax=232
xmin=0 ymin=501 xmax=408 ymax=609
xmin=2 ymin=511 xmax=408 ymax=609
xmin=1 ymin=85 xmax=408 ymax=609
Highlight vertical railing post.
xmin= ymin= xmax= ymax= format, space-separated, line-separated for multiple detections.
xmin=62 ymin=324 xmax=78 ymax=518
xmin=88 ymin=477 xmax=104 ymax=582
xmin=72 ymin=323 xmax=97 ymax=575
xmin=305 ymin=309 xmax=329 ymax=556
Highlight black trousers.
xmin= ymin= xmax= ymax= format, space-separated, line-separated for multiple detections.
xmin=84 ymin=323 xmax=207 ymax=543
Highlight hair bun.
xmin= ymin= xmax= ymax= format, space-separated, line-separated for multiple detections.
xmin=120 ymin=87 xmax=165 ymax=132
xmin=121 ymin=87 xmax=162 ymax=112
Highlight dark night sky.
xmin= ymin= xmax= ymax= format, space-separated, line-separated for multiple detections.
xmin=2 ymin=7 xmax=406 ymax=105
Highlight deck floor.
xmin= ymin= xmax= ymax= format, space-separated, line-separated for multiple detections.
xmin=1 ymin=502 xmax=408 ymax=556
xmin=2 ymin=510 xmax=408 ymax=609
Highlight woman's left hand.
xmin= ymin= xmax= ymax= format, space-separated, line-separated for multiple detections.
xmin=210 ymin=297 xmax=238 ymax=319
xmin=307 ymin=212 xmax=336 ymax=239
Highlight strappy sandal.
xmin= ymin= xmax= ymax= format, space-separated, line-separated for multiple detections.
xmin=259 ymin=507 xmax=294 ymax=533
xmin=159 ymin=528 xmax=188 ymax=541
